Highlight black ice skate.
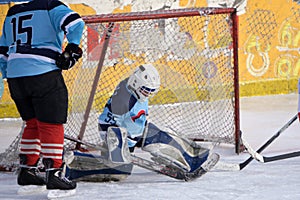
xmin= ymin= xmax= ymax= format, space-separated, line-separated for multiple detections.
xmin=17 ymin=154 xmax=45 ymax=186
xmin=43 ymin=158 xmax=76 ymax=190
xmin=17 ymin=155 xmax=46 ymax=195
xmin=46 ymin=168 xmax=76 ymax=190
xmin=17 ymin=167 xmax=46 ymax=186
xmin=45 ymin=165 xmax=77 ymax=199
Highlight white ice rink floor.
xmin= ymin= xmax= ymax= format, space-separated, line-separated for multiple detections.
xmin=0 ymin=94 xmax=299 ymax=200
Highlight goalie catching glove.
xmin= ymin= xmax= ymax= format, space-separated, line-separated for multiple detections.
xmin=56 ymin=43 xmax=82 ymax=70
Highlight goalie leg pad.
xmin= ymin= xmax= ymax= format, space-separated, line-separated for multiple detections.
xmin=106 ymin=127 xmax=132 ymax=164
xmin=142 ymin=123 xmax=209 ymax=172
xmin=64 ymin=150 xmax=133 ymax=182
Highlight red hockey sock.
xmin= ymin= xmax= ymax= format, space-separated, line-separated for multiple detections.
xmin=20 ymin=118 xmax=41 ymax=166
xmin=38 ymin=121 xmax=64 ymax=168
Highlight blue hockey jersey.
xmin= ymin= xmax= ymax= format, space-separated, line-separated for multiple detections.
xmin=98 ymin=78 xmax=148 ymax=147
xmin=0 ymin=0 xmax=84 ymax=78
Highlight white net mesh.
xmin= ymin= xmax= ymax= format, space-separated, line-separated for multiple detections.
xmin=63 ymin=8 xmax=240 ymax=150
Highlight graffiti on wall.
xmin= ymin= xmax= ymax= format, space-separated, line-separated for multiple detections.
xmin=243 ymin=10 xmax=276 ymax=77
xmin=275 ymin=7 xmax=300 ymax=78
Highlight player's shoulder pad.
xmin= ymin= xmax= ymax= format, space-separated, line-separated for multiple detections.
xmin=7 ymin=0 xmax=66 ymax=16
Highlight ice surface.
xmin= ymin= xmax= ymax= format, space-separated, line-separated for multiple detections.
xmin=0 ymin=94 xmax=299 ymax=200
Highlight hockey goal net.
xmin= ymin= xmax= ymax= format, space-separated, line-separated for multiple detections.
xmin=0 ymin=8 xmax=240 ymax=171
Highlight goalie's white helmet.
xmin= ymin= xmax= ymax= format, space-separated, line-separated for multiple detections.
xmin=127 ymin=64 xmax=160 ymax=102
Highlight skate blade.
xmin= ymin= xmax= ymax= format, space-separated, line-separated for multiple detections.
xmin=17 ymin=185 xmax=46 ymax=195
xmin=47 ymin=189 xmax=76 ymax=199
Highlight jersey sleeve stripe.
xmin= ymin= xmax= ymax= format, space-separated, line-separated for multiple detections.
xmin=61 ymin=13 xmax=82 ymax=33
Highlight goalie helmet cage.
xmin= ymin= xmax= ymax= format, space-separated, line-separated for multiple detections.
xmin=0 ymin=7 xmax=240 ymax=171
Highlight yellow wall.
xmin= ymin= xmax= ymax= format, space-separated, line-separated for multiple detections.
xmin=0 ymin=0 xmax=299 ymax=118
xmin=237 ymin=0 xmax=299 ymax=96
xmin=177 ymin=0 xmax=299 ymax=96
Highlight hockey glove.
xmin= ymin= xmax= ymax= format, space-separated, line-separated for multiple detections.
xmin=56 ymin=43 xmax=82 ymax=70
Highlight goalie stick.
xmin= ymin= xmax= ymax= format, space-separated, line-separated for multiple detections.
xmin=64 ymin=134 xmax=219 ymax=181
xmin=214 ymin=113 xmax=298 ymax=171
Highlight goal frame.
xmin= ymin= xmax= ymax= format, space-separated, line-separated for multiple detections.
xmin=80 ymin=8 xmax=241 ymax=153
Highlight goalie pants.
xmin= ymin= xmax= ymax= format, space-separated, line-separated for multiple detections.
xmin=7 ymin=70 xmax=67 ymax=168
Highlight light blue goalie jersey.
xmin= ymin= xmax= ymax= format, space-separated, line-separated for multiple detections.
xmin=0 ymin=0 xmax=84 ymax=78
xmin=98 ymin=78 xmax=148 ymax=147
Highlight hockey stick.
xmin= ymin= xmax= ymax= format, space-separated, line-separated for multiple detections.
xmin=242 ymin=137 xmax=300 ymax=163
xmin=65 ymin=134 xmax=107 ymax=151
xmin=238 ymin=113 xmax=298 ymax=168
xmin=214 ymin=114 xmax=298 ymax=171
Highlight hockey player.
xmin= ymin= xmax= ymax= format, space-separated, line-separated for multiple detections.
xmin=98 ymin=64 xmax=211 ymax=174
xmin=0 ymin=0 xmax=84 ymax=196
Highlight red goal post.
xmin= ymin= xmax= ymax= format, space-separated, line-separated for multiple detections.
xmin=0 ymin=7 xmax=241 ymax=171
xmin=63 ymin=7 xmax=241 ymax=153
